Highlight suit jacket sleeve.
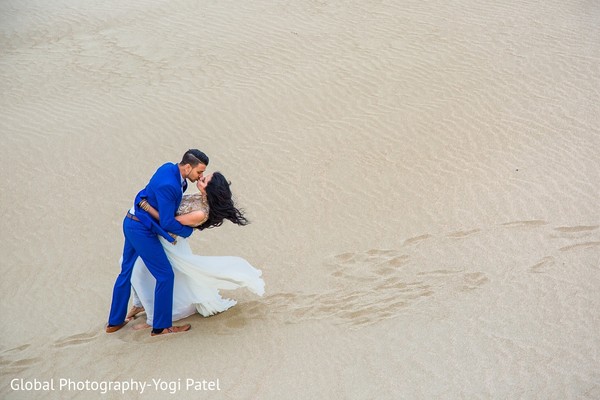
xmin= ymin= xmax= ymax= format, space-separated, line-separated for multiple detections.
xmin=155 ymin=184 xmax=194 ymax=238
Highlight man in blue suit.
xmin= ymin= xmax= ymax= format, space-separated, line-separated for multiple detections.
xmin=106 ymin=149 xmax=209 ymax=336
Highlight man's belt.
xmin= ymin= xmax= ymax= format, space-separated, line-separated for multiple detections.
xmin=126 ymin=211 xmax=178 ymax=245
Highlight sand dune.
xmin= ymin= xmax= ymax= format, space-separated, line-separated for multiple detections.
xmin=1 ymin=0 xmax=599 ymax=398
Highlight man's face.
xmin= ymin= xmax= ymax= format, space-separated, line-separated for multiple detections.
xmin=186 ymin=163 xmax=206 ymax=182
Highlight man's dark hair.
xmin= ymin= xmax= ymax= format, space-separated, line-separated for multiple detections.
xmin=180 ymin=149 xmax=209 ymax=167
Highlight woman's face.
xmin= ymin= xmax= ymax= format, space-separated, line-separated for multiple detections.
xmin=196 ymin=173 xmax=213 ymax=191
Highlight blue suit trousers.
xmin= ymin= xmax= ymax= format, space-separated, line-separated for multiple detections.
xmin=108 ymin=216 xmax=174 ymax=329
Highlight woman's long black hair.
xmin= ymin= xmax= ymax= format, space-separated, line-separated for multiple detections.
xmin=197 ymin=172 xmax=249 ymax=230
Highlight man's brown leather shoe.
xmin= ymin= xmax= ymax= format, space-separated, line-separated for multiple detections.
xmin=105 ymin=320 xmax=128 ymax=333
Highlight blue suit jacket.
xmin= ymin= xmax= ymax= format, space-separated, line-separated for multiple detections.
xmin=133 ymin=162 xmax=193 ymax=242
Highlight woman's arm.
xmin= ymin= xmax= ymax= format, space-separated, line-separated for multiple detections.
xmin=175 ymin=211 xmax=207 ymax=228
xmin=139 ymin=199 xmax=206 ymax=228
xmin=139 ymin=199 xmax=160 ymax=220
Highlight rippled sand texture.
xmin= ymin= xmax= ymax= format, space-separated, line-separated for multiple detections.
xmin=1 ymin=0 xmax=599 ymax=399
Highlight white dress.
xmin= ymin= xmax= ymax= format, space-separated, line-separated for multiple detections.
xmin=129 ymin=193 xmax=264 ymax=325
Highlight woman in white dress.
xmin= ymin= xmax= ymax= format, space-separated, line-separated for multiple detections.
xmin=126 ymin=172 xmax=264 ymax=328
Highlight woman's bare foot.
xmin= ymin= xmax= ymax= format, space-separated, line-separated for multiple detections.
xmin=125 ymin=306 xmax=145 ymax=322
xmin=150 ymin=324 xmax=191 ymax=336
xmin=132 ymin=322 xmax=151 ymax=331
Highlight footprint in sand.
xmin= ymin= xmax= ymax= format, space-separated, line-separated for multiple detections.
xmin=0 ymin=344 xmax=41 ymax=374
xmin=554 ymin=225 xmax=599 ymax=233
xmin=447 ymin=229 xmax=481 ymax=238
xmin=54 ymin=330 xmax=100 ymax=348
xmin=501 ymin=220 xmax=547 ymax=228
xmin=551 ymin=225 xmax=600 ymax=241
xmin=249 ymin=243 xmax=488 ymax=328
xmin=0 ymin=356 xmax=43 ymax=374
xmin=529 ymin=256 xmax=556 ymax=273
xmin=403 ymin=234 xmax=432 ymax=246
xmin=559 ymin=241 xmax=600 ymax=252
xmin=235 ymin=221 xmax=597 ymax=328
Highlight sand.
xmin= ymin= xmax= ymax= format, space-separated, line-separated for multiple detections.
xmin=1 ymin=0 xmax=599 ymax=398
